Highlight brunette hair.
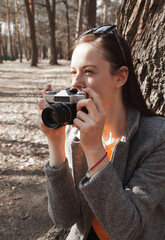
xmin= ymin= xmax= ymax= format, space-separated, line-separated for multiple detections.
xmin=72 ymin=32 xmax=156 ymax=116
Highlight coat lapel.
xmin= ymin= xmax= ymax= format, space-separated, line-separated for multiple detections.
xmin=111 ymin=108 xmax=140 ymax=184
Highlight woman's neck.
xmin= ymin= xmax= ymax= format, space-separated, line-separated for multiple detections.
xmin=102 ymin=96 xmax=127 ymax=141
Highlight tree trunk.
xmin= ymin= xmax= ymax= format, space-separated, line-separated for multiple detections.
xmin=76 ymin=0 xmax=85 ymax=35
xmin=103 ymin=0 xmax=109 ymax=24
xmin=117 ymin=0 xmax=165 ymax=115
xmin=23 ymin=6 xmax=29 ymax=61
xmin=2 ymin=36 xmax=8 ymax=60
xmin=15 ymin=0 xmax=23 ymax=63
xmin=63 ymin=0 xmax=71 ymax=60
xmin=42 ymin=45 xmax=48 ymax=59
xmin=85 ymin=0 xmax=96 ymax=28
xmin=24 ymin=0 xmax=38 ymax=66
xmin=6 ymin=0 xmax=14 ymax=60
xmin=0 ymin=24 xmax=3 ymax=63
xmin=45 ymin=0 xmax=58 ymax=65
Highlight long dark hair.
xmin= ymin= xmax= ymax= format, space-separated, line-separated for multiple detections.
xmin=72 ymin=32 xmax=156 ymax=116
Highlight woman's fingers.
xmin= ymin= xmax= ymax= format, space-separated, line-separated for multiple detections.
xmin=77 ymin=98 xmax=98 ymax=119
xmin=38 ymin=98 xmax=49 ymax=110
xmin=74 ymin=87 xmax=106 ymax=138
xmin=75 ymin=110 xmax=93 ymax=126
xmin=42 ymin=84 xmax=52 ymax=96
xmin=73 ymin=117 xmax=86 ymax=131
xmin=76 ymin=87 xmax=106 ymax=121
xmin=81 ymin=87 xmax=105 ymax=115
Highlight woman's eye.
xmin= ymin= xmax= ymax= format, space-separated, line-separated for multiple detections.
xmin=71 ymin=71 xmax=76 ymax=76
xmin=85 ymin=69 xmax=93 ymax=74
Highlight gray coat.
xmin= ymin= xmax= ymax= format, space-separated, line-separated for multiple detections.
xmin=44 ymin=108 xmax=165 ymax=240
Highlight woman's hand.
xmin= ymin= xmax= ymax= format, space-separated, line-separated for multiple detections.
xmin=38 ymin=84 xmax=65 ymax=140
xmin=38 ymin=98 xmax=66 ymax=140
xmin=73 ymin=87 xmax=107 ymax=171
xmin=38 ymin=85 xmax=66 ymax=167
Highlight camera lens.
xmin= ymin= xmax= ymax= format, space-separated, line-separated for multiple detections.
xmin=42 ymin=103 xmax=72 ymax=129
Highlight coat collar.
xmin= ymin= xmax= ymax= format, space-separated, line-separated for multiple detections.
xmin=111 ymin=108 xmax=140 ymax=183
xmin=125 ymin=107 xmax=140 ymax=141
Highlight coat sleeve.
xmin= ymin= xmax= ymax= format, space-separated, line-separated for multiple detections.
xmin=79 ymin=123 xmax=165 ymax=240
xmin=44 ymin=160 xmax=81 ymax=228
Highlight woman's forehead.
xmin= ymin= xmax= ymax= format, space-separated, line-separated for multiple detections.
xmin=71 ymin=43 xmax=111 ymax=71
xmin=71 ymin=43 xmax=104 ymax=63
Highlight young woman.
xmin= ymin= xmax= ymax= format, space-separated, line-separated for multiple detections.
xmin=38 ymin=25 xmax=165 ymax=240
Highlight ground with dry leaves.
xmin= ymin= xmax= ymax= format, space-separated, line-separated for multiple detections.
xmin=0 ymin=59 xmax=71 ymax=240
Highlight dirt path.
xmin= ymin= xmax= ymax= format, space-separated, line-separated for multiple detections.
xmin=0 ymin=59 xmax=71 ymax=240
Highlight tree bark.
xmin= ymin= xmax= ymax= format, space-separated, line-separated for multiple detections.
xmin=117 ymin=0 xmax=165 ymax=115
xmin=24 ymin=0 xmax=38 ymax=66
xmin=45 ymin=0 xmax=58 ymax=65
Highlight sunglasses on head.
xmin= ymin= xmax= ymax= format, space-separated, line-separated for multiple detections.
xmin=77 ymin=25 xmax=127 ymax=67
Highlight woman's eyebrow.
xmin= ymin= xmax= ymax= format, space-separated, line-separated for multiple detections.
xmin=82 ymin=65 xmax=97 ymax=68
xmin=70 ymin=65 xmax=98 ymax=69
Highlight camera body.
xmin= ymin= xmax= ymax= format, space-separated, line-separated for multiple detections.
xmin=42 ymin=88 xmax=88 ymax=129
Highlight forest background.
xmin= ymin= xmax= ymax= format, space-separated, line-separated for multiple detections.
xmin=0 ymin=0 xmax=164 ymax=239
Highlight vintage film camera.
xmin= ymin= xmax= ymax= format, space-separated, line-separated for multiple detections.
xmin=42 ymin=88 xmax=88 ymax=129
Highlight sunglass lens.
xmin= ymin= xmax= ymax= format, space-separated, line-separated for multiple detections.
xmin=81 ymin=28 xmax=94 ymax=36
xmin=94 ymin=25 xmax=115 ymax=34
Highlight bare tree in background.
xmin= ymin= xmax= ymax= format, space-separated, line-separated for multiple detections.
xmin=24 ymin=0 xmax=38 ymax=66
xmin=62 ymin=0 xmax=71 ymax=60
xmin=15 ymin=0 xmax=23 ymax=63
xmin=118 ymin=0 xmax=165 ymax=115
xmin=103 ymin=0 xmax=109 ymax=24
xmin=45 ymin=0 xmax=57 ymax=65
xmin=85 ymin=0 xmax=96 ymax=28
xmin=23 ymin=5 xmax=28 ymax=60
xmin=0 ymin=0 xmax=120 ymax=66
xmin=6 ymin=0 xmax=14 ymax=60
xmin=0 ymin=24 xmax=2 ymax=63
xmin=76 ymin=0 xmax=96 ymax=35
xmin=76 ymin=0 xmax=85 ymax=35
xmin=97 ymin=0 xmax=120 ymax=25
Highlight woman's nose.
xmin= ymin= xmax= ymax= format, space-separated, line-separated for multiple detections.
xmin=72 ymin=73 xmax=85 ymax=90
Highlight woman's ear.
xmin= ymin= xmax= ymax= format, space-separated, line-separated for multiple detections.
xmin=115 ymin=66 xmax=129 ymax=88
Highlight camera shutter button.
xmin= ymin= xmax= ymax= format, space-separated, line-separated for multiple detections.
xmin=69 ymin=88 xmax=78 ymax=94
